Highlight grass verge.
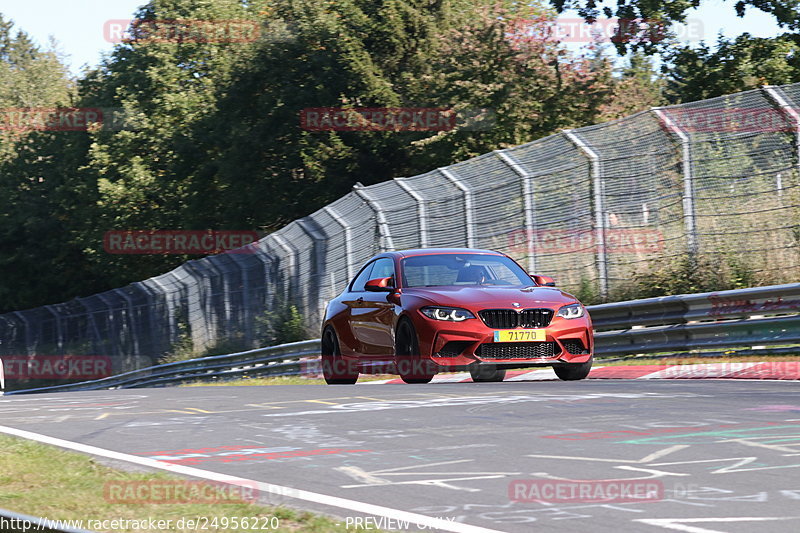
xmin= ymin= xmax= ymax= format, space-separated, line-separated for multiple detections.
xmin=0 ymin=434 xmax=368 ymax=532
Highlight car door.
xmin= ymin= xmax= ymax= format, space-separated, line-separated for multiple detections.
xmin=338 ymin=260 xmax=377 ymax=356
xmin=349 ymin=257 xmax=396 ymax=356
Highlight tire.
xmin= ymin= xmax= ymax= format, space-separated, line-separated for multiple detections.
xmin=469 ymin=364 xmax=506 ymax=382
xmin=553 ymin=358 xmax=593 ymax=381
xmin=395 ymin=319 xmax=435 ymax=384
xmin=321 ymin=327 xmax=358 ymax=384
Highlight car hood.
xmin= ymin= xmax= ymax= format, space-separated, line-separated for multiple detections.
xmin=401 ymin=286 xmax=579 ymax=309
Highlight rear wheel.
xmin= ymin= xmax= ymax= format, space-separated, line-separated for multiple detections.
xmin=469 ymin=364 xmax=506 ymax=382
xmin=553 ymin=358 xmax=592 ymax=381
xmin=395 ymin=319 xmax=435 ymax=384
xmin=321 ymin=327 xmax=358 ymax=384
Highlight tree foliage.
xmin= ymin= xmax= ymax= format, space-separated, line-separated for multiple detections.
xmin=0 ymin=1 xmax=669 ymax=312
xmin=549 ymin=0 xmax=800 ymax=54
xmin=664 ymin=33 xmax=800 ymax=102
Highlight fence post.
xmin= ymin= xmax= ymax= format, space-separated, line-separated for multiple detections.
xmin=563 ymin=130 xmax=608 ymax=299
xmin=13 ymin=311 xmax=33 ymax=356
xmin=146 ymin=275 xmax=178 ymax=352
xmin=296 ymin=217 xmax=328 ymax=322
xmin=439 ymin=167 xmax=475 ymax=248
xmin=270 ymin=233 xmax=298 ymax=303
xmin=324 ymin=205 xmax=355 ymax=281
xmin=652 ymin=108 xmax=698 ymax=259
xmin=395 ymin=177 xmax=428 ymax=248
xmin=352 ymin=183 xmax=395 ymax=251
xmin=224 ymin=253 xmax=254 ymax=347
xmin=762 ymin=85 xmax=800 ymax=173
xmin=111 ymin=288 xmax=139 ymax=357
xmin=45 ymin=305 xmax=63 ymax=354
xmin=94 ymin=293 xmax=117 ymax=358
xmin=494 ymin=149 xmax=537 ymax=273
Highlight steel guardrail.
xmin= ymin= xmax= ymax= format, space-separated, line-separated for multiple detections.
xmin=3 ymin=340 xmax=320 ymax=395
xmin=589 ymin=283 xmax=800 ymax=329
xmin=4 ymin=283 xmax=799 ymax=394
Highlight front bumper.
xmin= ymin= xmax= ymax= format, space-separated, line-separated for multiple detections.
xmin=409 ymin=309 xmax=593 ymax=369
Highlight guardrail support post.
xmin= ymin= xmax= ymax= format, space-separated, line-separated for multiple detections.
xmin=494 ymin=149 xmax=537 ymax=273
xmin=563 ymin=130 xmax=608 ymax=299
xmin=652 ymin=108 xmax=699 ymax=259
xmin=395 ymin=177 xmax=428 ymax=248
xmin=439 ymin=167 xmax=476 ymax=248
xmin=353 ymin=183 xmax=395 ymax=251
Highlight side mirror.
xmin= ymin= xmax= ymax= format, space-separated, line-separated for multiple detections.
xmin=531 ymin=274 xmax=556 ymax=287
xmin=365 ymin=277 xmax=395 ymax=292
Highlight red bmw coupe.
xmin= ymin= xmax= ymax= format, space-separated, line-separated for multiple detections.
xmin=320 ymin=248 xmax=593 ymax=384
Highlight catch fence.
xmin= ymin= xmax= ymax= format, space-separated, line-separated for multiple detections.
xmin=1 ymin=84 xmax=799 ymax=379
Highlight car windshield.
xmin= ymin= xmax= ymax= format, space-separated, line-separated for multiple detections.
xmin=401 ymin=253 xmax=533 ymax=288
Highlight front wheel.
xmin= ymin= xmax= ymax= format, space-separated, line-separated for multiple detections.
xmin=321 ymin=327 xmax=358 ymax=384
xmin=469 ymin=364 xmax=506 ymax=382
xmin=553 ymin=358 xmax=593 ymax=381
xmin=395 ymin=319 xmax=435 ymax=384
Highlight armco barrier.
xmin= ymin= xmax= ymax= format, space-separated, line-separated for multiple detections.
xmin=4 ymin=283 xmax=799 ymax=394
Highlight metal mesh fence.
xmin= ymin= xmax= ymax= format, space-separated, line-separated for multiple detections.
xmin=2 ymin=84 xmax=800 ymax=377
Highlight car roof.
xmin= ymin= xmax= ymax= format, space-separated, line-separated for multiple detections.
xmin=382 ymin=248 xmax=504 ymax=258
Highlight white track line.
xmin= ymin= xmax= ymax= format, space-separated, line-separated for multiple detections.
xmin=634 ymin=516 xmax=800 ymax=533
xmin=0 ymin=425 xmax=502 ymax=533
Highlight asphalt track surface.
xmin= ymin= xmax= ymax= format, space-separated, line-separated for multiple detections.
xmin=2 ymin=380 xmax=800 ymax=533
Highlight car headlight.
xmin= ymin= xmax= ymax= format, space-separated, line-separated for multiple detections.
xmin=420 ymin=306 xmax=475 ymax=322
xmin=557 ymin=303 xmax=584 ymax=319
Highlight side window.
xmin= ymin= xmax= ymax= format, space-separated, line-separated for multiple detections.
xmin=349 ymin=261 xmax=376 ymax=292
xmin=370 ymin=258 xmax=395 ymax=284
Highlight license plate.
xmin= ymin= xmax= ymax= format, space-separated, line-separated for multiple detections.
xmin=493 ymin=329 xmax=547 ymax=342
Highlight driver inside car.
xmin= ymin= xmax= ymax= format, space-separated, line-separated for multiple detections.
xmin=456 ymin=265 xmax=488 ymax=285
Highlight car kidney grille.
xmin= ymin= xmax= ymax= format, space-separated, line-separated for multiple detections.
xmin=477 ymin=342 xmax=557 ymax=359
xmin=479 ymin=308 xmax=554 ymax=328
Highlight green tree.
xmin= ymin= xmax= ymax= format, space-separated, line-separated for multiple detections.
xmin=0 ymin=14 xmax=73 ymax=161
xmin=0 ymin=15 xmax=84 ymax=312
xmin=663 ymin=33 xmax=800 ymax=103
xmin=547 ymin=0 xmax=800 ymax=54
xmin=77 ymin=0 xmax=267 ymax=287
xmin=0 ymin=1 xmax=668 ymax=312
xmin=599 ymin=50 xmax=665 ymax=119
